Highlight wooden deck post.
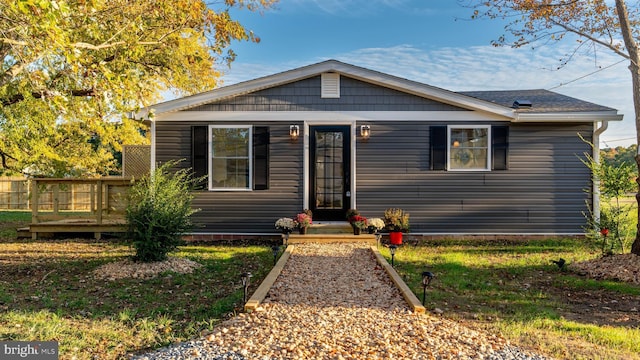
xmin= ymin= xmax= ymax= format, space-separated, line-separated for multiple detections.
xmin=95 ymin=179 xmax=103 ymax=240
xmin=31 ymin=179 xmax=39 ymax=240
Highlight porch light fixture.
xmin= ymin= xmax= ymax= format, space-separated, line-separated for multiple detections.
xmin=241 ymin=272 xmax=252 ymax=304
xmin=360 ymin=125 xmax=371 ymax=139
xmin=389 ymin=245 xmax=398 ymax=267
xmin=289 ymin=125 xmax=300 ymax=140
xmin=421 ymin=271 xmax=434 ymax=306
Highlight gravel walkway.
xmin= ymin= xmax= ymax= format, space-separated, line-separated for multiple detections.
xmin=131 ymin=243 xmax=550 ymax=359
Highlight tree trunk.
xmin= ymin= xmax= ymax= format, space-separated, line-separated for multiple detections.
xmin=615 ymin=0 xmax=640 ymax=255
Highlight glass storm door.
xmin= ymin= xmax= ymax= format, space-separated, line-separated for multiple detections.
xmin=309 ymin=126 xmax=351 ymax=221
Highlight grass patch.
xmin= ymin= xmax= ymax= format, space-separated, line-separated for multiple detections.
xmin=381 ymin=238 xmax=640 ymax=360
xmin=0 ymin=239 xmax=274 ymax=359
xmin=0 ymin=210 xmax=30 ymax=239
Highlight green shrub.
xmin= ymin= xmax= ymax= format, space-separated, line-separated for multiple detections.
xmin=126 ymin=161 xmax=199 ymax=262
xmin=581 ymin=144 xmax=636 ymax=255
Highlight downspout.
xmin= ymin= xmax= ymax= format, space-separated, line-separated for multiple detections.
xmin=593 ymin=121 xmax=609 ymax=224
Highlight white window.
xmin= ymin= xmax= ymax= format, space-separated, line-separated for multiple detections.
xmin=448 ymin=125 xmax=491 ymax=171
xmin=209 ymin=125 xmax=252 ymax=190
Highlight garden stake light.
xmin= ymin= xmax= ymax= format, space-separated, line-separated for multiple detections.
xmin=421 ymin=271 xmax=434 ymax=306
xmin=271 ymin=245 xmax=280 ymax=266
xmin=241 ymin=272 xmax=252 ymax=304
xmin=389 ymin=245 xmax=397 ymax=267
xmin=375 ymin=231 xmax=382 ymax=248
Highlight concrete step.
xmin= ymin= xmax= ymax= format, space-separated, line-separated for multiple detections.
xmin=288 ymin=234 xmax=376 ymax=244
xmin=307 ymin=222 xmax=352 ymax=234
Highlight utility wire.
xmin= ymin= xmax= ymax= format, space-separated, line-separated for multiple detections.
xmin=547 ymin=59 xmax=627 ymax=90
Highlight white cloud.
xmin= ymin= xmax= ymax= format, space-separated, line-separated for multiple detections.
xmin=222 ymin=43 xmax=635 ymax=147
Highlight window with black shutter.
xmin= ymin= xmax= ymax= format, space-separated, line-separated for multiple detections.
xmin=253 ymin=126 xmax=270 ymax=190
xmin=191 ymin=126 xmax=208 ymax=189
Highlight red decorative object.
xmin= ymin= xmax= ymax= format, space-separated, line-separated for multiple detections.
xmin=600 ymin=228 xmax=609 ymax=236
xmin=389 ymin=231 xmax=403 ymax=245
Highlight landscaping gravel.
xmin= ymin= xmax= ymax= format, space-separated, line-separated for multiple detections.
xmin=131 ymin=243 xmax=550 ymax=359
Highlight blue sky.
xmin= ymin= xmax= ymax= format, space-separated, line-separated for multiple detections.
xmin=220 ymin=0 xmax=634 ymax=147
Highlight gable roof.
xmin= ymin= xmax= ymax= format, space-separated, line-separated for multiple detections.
xmin=461 ymin=89 xmax=616 ymax=113
xmin=137 ymin=60 xmax=622 ymax=123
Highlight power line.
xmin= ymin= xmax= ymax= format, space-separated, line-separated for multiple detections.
xmin=547 ymin=59 xmax=627 ymax=90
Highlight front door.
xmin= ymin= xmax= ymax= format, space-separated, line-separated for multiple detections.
xmin=309 ymin=126 xmax=351 ymax=221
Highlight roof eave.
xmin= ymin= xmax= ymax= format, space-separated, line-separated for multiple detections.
xmin=514 ymin=112 xmax=623 ymax=123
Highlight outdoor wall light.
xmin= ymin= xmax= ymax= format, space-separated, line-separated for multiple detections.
xmin=421 ymin=271 xmax=434 ymax=306
xmin=271 ymin=245 xmax=280 ymax=266
xmin=360 ymin=125 xmax=371 ymax=139
xmin=241 ymin=272 xmax=252 ymax=304
xmin=389 ymin=244 xmax=398 ymax=267
xmin=289 ymin=125 xmax=300 ymax=140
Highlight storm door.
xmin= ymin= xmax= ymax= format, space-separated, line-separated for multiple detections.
xmin=309 ymin=126 xmax=351 ymax=221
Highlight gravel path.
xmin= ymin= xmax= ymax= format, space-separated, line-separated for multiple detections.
xmin=131 ymin=243 xmax=550 ymax=359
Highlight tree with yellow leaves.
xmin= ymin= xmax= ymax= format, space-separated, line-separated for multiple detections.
xmin=0 ymin=0 xmax=275 ymax=177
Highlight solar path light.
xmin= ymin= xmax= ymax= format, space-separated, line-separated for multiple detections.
xmin=271 ymin=245 xmax=280 ymax=266
xmin=421 ymin=271 xmax=434 ymax=306
xmin=389 ymin=245 xmax=398 ymax=267
xmin=241 ymin=272 xmax=252 ymax=304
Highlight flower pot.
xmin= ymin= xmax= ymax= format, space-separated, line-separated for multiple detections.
xmin=353 ymin=227 xmax=361 ymax=235
xmin=389 ymin=231 xmax=403 ymax=245
xmin=299 ymin=227 xmax=307 ymax=235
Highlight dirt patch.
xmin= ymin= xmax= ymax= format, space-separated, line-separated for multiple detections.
xmin=546 ymin=254 xmax=640 ymax=328
xmin=93 ymin=257 xmax=203 ymax=280
xmin=570 ymin=253 xmax=640 ymax=284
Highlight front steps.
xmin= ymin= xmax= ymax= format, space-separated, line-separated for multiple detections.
xmin=287 ymin=233 xmax=377 ymax=245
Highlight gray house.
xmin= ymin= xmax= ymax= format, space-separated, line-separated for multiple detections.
xmin=138 ymin=60 xmax=622 ymax=238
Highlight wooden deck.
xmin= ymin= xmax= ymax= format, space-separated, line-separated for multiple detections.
xmin=29 ymin=178 xmax=133 ymax=239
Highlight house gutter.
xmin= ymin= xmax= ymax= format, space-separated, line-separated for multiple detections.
xmin=593 ymin=121 xmax=609 ymax=223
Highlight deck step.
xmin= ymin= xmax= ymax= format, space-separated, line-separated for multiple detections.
xmin=288 ymin=234 xmax=376 ymax=244
xmin=16 ymin=227 xmax=32 ymax=239
xmin=307 ymin=222 xmax=352 ymax=234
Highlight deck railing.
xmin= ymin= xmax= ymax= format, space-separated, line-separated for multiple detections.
xmin=30 ymin=178 xmax=134 ymax=239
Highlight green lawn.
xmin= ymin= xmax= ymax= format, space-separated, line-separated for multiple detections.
xmin=381 ymin=238 xmax=640 ymax=360
xmin=0 ymin=234 xmax=274 ymax=359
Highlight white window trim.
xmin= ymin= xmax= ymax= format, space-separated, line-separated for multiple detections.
xmin=208 ymin=125 xmax=253 ymax=191
xmin=447 ymin=125 xmax=492 ymax=172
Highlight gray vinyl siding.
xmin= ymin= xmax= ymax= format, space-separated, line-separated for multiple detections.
xmin=156 ymin=121 xmax=304 ymax=233
xmin=157 ymin=120 xmax=593 ymax=234
xmin=355 ymin=122 xmax=593 ymax=234
xmin=189 ymin=76 xmax=467 ymax=112
xmin=155 ymin=75 xmax=594 ymax=234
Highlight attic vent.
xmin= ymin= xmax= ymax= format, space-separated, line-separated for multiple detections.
xmin=321 ymin=73 xmax=340 ymax=98
xmin=513 ymin=100 xmax=532 ymax=108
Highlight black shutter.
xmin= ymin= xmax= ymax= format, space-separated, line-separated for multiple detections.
xmin=253 ymin=126 xmax=270 ymax=190
xmin=191 ymin=126 xmax=208 ymax=189
xmin=492 ymin=125 xmax=509 ymax=170
xmin=430 ymin=126 xmax=447 ymax=170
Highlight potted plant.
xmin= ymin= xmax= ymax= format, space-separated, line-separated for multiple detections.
xmin=346 ymin=209 xmax=367 ymax=235
xmin=295 ymin=209 xmax=313 ymax=234
xmin=275 ymin=217 xmax=295 ymax=234
xmin=367 ymin=217 xmax=385 ymax=234
xmin=383 ymin=208 xmax=410 ymax=245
